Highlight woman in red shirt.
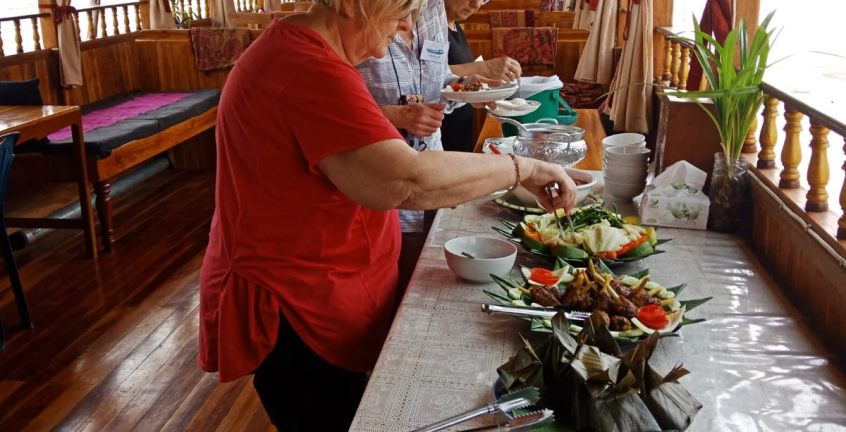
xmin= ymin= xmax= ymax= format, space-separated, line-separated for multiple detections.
xmin=199 ymin=0 xmax=578 ymax=429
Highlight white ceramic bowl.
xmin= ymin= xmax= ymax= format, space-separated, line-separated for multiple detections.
xmin=604 ymin=166 xmax=648 ymax=184
xmin=606 ymin=145 xmax=651 ymax=156
xmin=509 ymin=168 xmax=597 ymax=207
xmin=604 ymin=177 xmax=646 ymax=200
xmin=602 ymin=133 xmax=646 ymax=148
xmin=444 ymin=236 xmax=517 ymax=283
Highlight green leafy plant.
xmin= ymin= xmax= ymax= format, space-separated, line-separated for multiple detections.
xmin=171 ymin=0 xmax=198 ymax=29
xmin=666 ymin=11 xmax=777 ymax=173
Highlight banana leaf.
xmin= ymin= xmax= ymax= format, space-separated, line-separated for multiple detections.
xmin=642 ymin=364 xmax=702 ymax=431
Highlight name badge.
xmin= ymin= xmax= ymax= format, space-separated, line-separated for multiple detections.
xmin=420 ymin=40 xmax=448 ymax=63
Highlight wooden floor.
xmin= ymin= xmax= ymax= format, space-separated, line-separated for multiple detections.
xmin=0 ymin=169 xmax=274 ymax=431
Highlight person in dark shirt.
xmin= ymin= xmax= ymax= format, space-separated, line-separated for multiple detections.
xmin=442 ymin=0 xmax=522 ymax=152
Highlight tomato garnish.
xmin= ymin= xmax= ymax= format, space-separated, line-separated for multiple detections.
xmin=636 ymin=304 xmax=669 ymax=329
xmin=529 ymin=268 xmax=560 ymax=286
xmin=451 ymin=82 xmax=462 ymax=91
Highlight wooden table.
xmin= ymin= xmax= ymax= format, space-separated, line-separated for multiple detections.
xmin=473 ymin=108 xmax=607 ymax=171
xmin=0 ymin=105 xmax=98 ymax=258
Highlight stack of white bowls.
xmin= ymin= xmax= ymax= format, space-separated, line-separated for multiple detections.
xmin=602 ymin=133 xmax=650 ymax=201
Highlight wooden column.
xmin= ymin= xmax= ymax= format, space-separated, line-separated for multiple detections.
xmin=679 ymin=46 xmax=690 ymax=90
xmin=779 ymin=106 xmax=803 ymax=189
xmin=839 ymin=138 xmax=846 ymax=239
xmin=743 ymin=116 xmax=758 ymax=153
xmin=38 ymin=1 xmax=58 ymax=50
xmin=670 ymin=41 xmax=681 ymax=88
xmin=758 ymin=96 xmax=778 ymax=168
xmin=805 ymin=120 xmax=830 ymax=212
xmin=139 ymin=2 xmax=150 ymax=29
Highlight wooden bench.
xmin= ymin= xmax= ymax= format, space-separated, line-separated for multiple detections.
xmin=2 ymin=30 xmax=254 ymax=253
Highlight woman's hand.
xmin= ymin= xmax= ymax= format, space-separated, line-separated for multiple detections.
xmin=518 ymin=157 xmax=578 ymax=213
xmin=485 ymin=57 xmax=522 ymax=82
xmin=392 ymin=103 xmax=446 ymax=136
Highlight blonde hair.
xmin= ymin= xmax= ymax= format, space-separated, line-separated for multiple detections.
xmin=314 ymin=0 xmax=427 ymax=29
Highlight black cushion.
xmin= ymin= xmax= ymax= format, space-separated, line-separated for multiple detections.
xmin=0 ymin=79 xmax=43 ymax=105
xmin=23 ymin=90 xmax=221 ymax=159
xmin=134 ymin=90 xmax=220 ymax=130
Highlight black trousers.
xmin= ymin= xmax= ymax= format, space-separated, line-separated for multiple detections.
xmin=253 ymin=316 xmax=368 ymax=431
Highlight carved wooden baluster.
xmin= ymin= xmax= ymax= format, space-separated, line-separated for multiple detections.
xmin=805 ymin=120 xmax=830 ymax=212
xmin=123 ymin=5 xmax=130 ymax=33
xmin=135 ymin=6 xmax=142 ymax=31
xmin=670 ymin=41 xmax=681 ymax=88
xmin=100 ymin=8 xmax=107 ymax=37
xmin=205 ymin=0 xmax=211 ymax=18
xmin=30 ymin=17 xmax=41 ymax=51
xmin=74 ymin=13 xmax=81 ymax=41
xmin=0 ymin=22 xmax=5 ymax=56
xmin=180 ymin=0 xmax=186 ymax=17
xmin=743 ymin=116 xmax=758 ymax=153
xmin=661 ymin=36 xmax=671 ymax=85
xmin=187 ymin=0 xmax=194 ymax=20
xmin=758 ymin=96 xmax=778 ymax=168
xmin=838 ymin=138 xmax=846 ymax=239
xmin=112 ymin=7 xmax=120 ymax=35
xmin=86 ymin=10 xmax=95 ymax=39
xmin=779 ymin=105 xmax=803 ymax=189
xmin=678 ymin=46 xmax=690 ymax=89
xmin=13 ymin=19 xmax=23 ymax=54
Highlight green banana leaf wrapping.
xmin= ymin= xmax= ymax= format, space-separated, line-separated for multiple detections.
xmin=497 ymin=312 xmax=701 ymax=431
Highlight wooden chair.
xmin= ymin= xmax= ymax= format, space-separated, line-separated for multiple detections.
xmin=0 ymin=132 xmax=33 ymax=350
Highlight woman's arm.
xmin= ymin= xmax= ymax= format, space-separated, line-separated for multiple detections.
xmin=316 ymin=139 xmax=577 ymax=212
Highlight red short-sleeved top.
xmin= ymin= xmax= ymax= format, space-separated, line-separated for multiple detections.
xmin=198 ymin=21 xmax=403 ymax=382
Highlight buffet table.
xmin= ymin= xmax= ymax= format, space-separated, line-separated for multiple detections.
xmin=350 ymin=199 xmax=846 ymax=431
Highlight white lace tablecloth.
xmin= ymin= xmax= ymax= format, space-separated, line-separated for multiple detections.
xmin=350 ymin=200 xmax=846 ymax=432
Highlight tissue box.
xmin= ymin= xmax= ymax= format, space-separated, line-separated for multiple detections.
xmin=640 ymin=184 xmax=710 ymax=230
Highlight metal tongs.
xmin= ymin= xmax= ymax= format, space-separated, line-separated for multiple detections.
xmin=411 ymin=387 xmax=545 ymax=432
xmin=482 ymin=303 xmax=591 ymax=322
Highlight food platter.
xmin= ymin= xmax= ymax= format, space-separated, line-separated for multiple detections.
xmin=483 ymin=258 xmax=711 ymax=341
xmin=441 ymin=82 xmax=519 ymax=104
xmin=493 ymin=204 xmax=669 ymax=265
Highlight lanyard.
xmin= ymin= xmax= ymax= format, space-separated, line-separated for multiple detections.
xmin=388 ymin=20 xmax=424 ymax=105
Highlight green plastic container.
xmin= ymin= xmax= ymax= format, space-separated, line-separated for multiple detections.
xmin=502 ymin=89 xmax=578 ymax=137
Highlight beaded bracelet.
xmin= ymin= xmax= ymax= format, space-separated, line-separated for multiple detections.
xmin=506 ymin=154 xmax=520 ymax=192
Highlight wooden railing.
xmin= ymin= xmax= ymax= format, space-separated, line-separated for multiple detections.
xmin=655 ymin=27 xmax=846 ymax=246
xmin=75 ymin=2 xmax=146 ymax=41
xmin=0 ymin=12 xmax=50 ymax=55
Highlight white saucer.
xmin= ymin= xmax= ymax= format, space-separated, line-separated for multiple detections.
xmin=486 ymin=100 xmax=541 ymax=117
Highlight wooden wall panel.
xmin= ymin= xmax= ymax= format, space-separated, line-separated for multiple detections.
xmin=134 ymin=30 xmax=237 ymax=92
xmin=0 ymin=50 xmax=63 ymax=105
xmin=64 ymin=34 xmax=141 ymax=106
xmin=749 ymin=177 xmax=846 ymax=366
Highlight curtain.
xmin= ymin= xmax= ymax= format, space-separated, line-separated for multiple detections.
xmin=151 ymin=0 xmax=176 ymax=29
xmin=55 ymin=0 xmax=83 ymax=87
xmin=572 ymin=0 xmax=595 ymax=30
xmin=209 ymin=0 xmax=237 ymax=27
xmin=686 ymin=0 xmax=733 ymax=90
xmin=605 ymin=0 xmax=653 ymax=133
xmin=573 ymin=0 xmax=618 ymax=84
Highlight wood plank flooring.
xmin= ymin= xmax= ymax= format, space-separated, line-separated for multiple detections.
xmin=0 ymin=169 xmax=274 ymax=431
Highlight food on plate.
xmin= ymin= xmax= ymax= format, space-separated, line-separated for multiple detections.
xmin=486 ymin=259 xmax=711 ymax=340
xmin=508 ymin=204 xmax=661 ymax=261
xmin=493 ymin=98 xmax=528 ymax=110
xmin=450 ymin=81 xmax=491 ymax=92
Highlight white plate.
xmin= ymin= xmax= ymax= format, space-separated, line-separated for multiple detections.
xmin=486 ymin=100 xmax=541 ymax=117
xmin=481 ymin=136 xmax=516 ymax=155
xmin=441 ymin=83 xmax=519 ymax=104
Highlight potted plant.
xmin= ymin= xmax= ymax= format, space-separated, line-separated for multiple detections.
xmin=667 ymin=12 xmax=776 ymax=231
